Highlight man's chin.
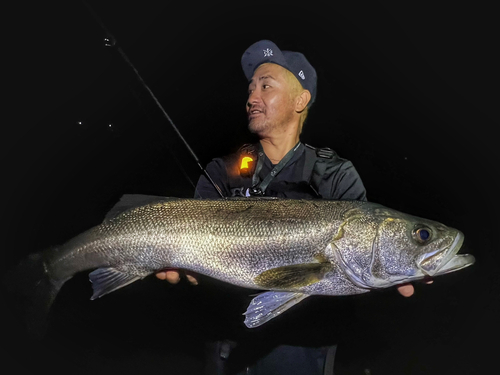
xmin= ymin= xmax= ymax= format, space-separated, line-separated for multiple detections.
xmin=248 ymin=121 xmax=265 ymax=135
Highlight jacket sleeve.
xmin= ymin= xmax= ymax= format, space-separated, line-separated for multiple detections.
xmin=323 ymin=160 xmax=367 ymax=201
xmin=193 ymin=158 xmax=229 ymax=198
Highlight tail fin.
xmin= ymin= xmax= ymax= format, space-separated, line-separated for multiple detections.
xmin=4 ymin=251 xmax=66 ymax=339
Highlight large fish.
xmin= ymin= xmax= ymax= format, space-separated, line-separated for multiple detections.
xmin=14 ymin=195 xmax=474 ymax=331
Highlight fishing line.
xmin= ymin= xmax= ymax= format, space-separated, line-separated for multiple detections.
xmin=82 ymin=0 xmax=224 ymax=198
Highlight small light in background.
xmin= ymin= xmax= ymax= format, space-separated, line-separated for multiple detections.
xmin=76 ymin=120 xmax=88 ymax=131
xmin=103 ymin=36 xmax=116 ymax=47
xmin=106 ymin=122 xmax=121 ymax=136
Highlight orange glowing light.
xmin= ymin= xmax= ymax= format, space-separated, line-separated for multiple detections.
xmin=240 ymin=156 xmax=253 ymax=170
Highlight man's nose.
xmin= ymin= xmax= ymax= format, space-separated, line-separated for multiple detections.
xmin=247 ymin=89 xmax=260 ymax=107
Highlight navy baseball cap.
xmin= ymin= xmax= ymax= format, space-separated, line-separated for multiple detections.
xmin=241 ymin=40 xmax=317 ymax=106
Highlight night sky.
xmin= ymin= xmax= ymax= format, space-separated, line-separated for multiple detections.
xmin=3 ymin=1 xmax=498 ymax=374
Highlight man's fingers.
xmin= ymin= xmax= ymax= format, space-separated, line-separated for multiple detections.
xmin=165 ymin=270 xmax=181 ymax=284
xmin=397 ymin=283 xmax=414 ymax=297
xmin=155 ymin=270 xmax=181 ymax=284
xmin=396 ymin=278 xmax=433 ymax=297
xmin=185 ymin=272 xmax=199 ymax=285
xmin=156 ymin=269 xmax=198 ymax=285
xmin=155 ymin=271 xmax=168 ymax=280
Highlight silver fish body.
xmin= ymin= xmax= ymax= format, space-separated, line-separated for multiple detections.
xmin=32 ymin=196 xmax=475 ymax=328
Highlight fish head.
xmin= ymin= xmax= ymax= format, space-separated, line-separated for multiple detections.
xmin=332 ymin=204 xmax=475 ymax=289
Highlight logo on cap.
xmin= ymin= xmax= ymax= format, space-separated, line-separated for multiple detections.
xmin=263 ymin=48 xmax=273 ymax=57
xmin=298 ymin=70 xmax=305 ymax=80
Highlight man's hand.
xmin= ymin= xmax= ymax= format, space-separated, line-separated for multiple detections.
xmin=156 ymin=269 xmax=198 ymax=285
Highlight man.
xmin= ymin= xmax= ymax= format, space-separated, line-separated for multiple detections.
xmin=157 ymin=40 xmax=417 ymax=373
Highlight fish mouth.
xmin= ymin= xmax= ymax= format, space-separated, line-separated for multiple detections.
xmin=418 ymin=231 xmax=475 ymax=277
xmin=433 ymin=253 xmax=475 ymax=275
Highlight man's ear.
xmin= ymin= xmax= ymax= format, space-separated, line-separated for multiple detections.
xmin=295 ymin=90 xmax=311 ymax=112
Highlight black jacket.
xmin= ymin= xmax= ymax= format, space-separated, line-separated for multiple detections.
xmin=194 ymin=143 xmax=367 ymax=201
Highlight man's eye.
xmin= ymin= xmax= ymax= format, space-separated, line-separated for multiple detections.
xmin=262 ymin=84 xmax=270 ymax=89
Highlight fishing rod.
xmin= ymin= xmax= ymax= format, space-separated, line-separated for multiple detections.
xmin=82 ymin=1 xmax=224 ymax=198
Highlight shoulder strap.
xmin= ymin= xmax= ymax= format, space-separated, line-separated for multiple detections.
xmin=303 ymin=144 xmax=337 ymax=196
xmin=254 ymin=142 xmax=301 ymax=194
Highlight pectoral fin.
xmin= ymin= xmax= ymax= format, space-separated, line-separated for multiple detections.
xmin=254 ymin=262 xmax=332 ymax=290
xmin=89 ymin=267 xmax=142 ymax=299
xmin=244 ymin=291 xmax=310 ymax=328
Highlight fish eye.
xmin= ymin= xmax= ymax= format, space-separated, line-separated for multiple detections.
xmin=413 ymin=227 xmax=432 ymax=244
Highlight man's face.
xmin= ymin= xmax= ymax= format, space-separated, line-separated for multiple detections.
xmin=246 ymin=64 xmax=296 ymax=137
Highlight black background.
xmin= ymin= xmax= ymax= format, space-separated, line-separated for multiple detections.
xmin=3 ymin=1 xmax=498 ymax=374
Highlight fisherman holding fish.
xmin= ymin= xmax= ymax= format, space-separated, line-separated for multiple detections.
xmin=157 ymin=40 xmax=421 ymax=374
xmin=10 ymin=33 xmax=474 ymax=375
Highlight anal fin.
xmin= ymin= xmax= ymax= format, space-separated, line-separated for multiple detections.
xmin=89 ymin=267 xmax=142 ymax=300
xmin=244 ymin=291 xmax=310 ymax=328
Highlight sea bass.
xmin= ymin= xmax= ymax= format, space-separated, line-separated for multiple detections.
xmin=17 ymin=195 xmax=474 ymax=329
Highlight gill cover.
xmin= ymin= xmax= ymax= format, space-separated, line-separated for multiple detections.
xmin=332 ymin=206 xmax=427 ymax=288
xmin=367 ymin=215 xmax=421 ymax=285
xmin=331 ymin=206 xmax=387 ymax=288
